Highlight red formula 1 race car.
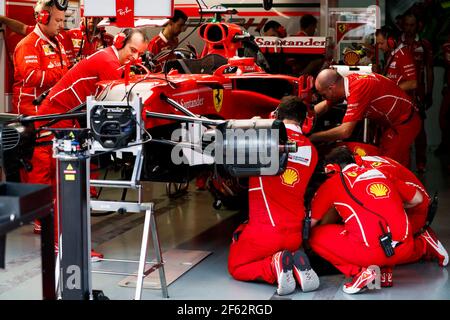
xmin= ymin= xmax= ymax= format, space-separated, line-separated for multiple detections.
xmin=94 ymin=21 xmax=307 ymax=189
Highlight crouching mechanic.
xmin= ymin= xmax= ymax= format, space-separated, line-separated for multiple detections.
xmin=309 ymin=147 xmax=423 ymax=294
xmin=361 ymin=154 xmax=448 ymax=269
xmin=228 ymin=96 xmax=320 ymax=296
xmin=27 ymin=28 xmax=149 ymax=259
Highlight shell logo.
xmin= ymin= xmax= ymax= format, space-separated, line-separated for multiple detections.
xmin=281 ymin=168 xmax=299 ymax=187
xmin=354 ymin=147 xmax=367 ymax=156
xmin=367 ymin=183 xmax=390 ymax=199
xmin=346 ymin=172 xmax=358 ymax=177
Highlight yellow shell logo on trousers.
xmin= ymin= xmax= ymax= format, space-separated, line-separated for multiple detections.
xmin=367 ymin=183 xmax=390 ymax=199
xmin=281 ymin=168 xmax=299 ymax=187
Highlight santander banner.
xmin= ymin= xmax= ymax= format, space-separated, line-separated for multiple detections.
xmin=254 ymin=36 xmax=326 ymax=54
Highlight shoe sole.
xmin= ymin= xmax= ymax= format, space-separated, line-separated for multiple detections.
xmin=91 ymin=257 xmax=103 ymax=263
xmin=276 ymin=251 xmax=296 ymax=296
xmin=292 ymin=250 xmax=320 ymax=292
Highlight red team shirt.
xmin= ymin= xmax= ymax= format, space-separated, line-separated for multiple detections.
xmin=248 ymin=124 xmax=317 ymax=230
xmin=148 ymin=32 xmax=178 ymax=56
xmin=295 ymin=31 xmax=308 ymax=36
xmin=39 ymin=46 xmax=123 ymax=117
xmin=361 ymin=155 xmax=427 ymax=197
xmin=399 ymin=34 xmax=433 ymax=99
xmin=68 ymin=28 xmax=114 ymax=60
xmin=24 ymin=25 xmax=75 ymax=66
xmin=384 ymin=43 xmax=417 ymax=88
xmin=341 ymin=73 xmax=416 ymax=127
xmin=311 ymin=164 xmax=415 ymax=247
xmin=13 ymin=25 xmax=70 ymax=115
xmin=361 ymin=155 xmax=429 ymax=233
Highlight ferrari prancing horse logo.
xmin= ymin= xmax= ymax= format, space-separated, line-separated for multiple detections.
xmin=213 ymin=89 xmax=223 ymax=112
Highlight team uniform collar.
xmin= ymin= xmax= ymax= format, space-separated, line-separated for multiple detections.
xmin=284 ymin=123 xmax=303 ymax=134
xmin=34 ymin=24 xmax=58 ymax=48
xmin=111 ymin=45 xmax=120 ymax=60
xmin=391 ymin=42 xmax=407 ymax=56
xmin=344 ymin=76 xmax=350 ymax=98
xmin=342 ymin=163 xmax=359 ymax=172
xmin=401 ymin=33 xmax=420 ymax=43
xmin=159 ymin=31 xmax=169 ymax=44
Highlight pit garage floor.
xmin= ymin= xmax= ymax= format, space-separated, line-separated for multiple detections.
xmin=1 ymin=151 xmax=449 ymax=300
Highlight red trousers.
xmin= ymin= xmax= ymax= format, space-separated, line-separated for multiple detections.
xmin=380 ymin=113 xmax=422 ymax=168
xmin=309 ymin=224 xmax=424 ymax=277
xmin=407 ymin=194 xmax=429 ymax=235
xmin=27 ymin=144 xmax=99 ymax=244
xmin=228 ymin=223 xmax=302 ymax=284
xmin=27 ymin=145 xmax=59 ymax=242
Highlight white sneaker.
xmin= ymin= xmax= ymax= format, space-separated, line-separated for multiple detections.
xmin=421 ymin=228 xmax=449 ymax=267
xmin=342 ymin=268 xmax=377 ymax=294
xmin=271 ymin=250 xmax=296 ymax=296
xmin=292 ymin=250 xmax=320 ymax=292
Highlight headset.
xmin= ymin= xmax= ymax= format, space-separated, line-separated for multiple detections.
xmin=113 ymin=29 xmax=131 ymax=50
xmin=324 ymin=163 xmax=341 ymax=174
xmin=36 ymin=9 xmax=51 ymax=25
xmin=324 ymin=152 xmax=363 ymax=175
xmin=35 ymin=0 xmax=68 ymax=25
xmin=379 ymin=26 xmax=397 ymax=50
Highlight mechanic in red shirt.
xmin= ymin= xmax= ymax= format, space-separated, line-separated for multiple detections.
xmin=27 ymin=28 xmax=148 ymax=258
xmin=375 ymin=26 xmax=417 ymax=95
xmin=147 ymin=9 xmax=187 ymax=69
xmin=12 ymin=0 xmax=70 ymax=116
xmin=400 ymin=13 xmax=434 ymax=172
xmin=294 ymin=14 xmax=317 ymax=37
xmin=0 ymin=14 xmax=75 ymax=64
xmin=262 ymin=20 xmax=287 ymax=37
xmin=361 ymin=154 xmax=448 ymax=269
xmin=309 ymin=147 xmax=424 ymax=294
xmin=311 ymin=69 xmax=421 ymax=168
xmin=228 ymin=96 xmax=320 ymax=296
xmin=68 ymin=16 xmax=114 ymax=62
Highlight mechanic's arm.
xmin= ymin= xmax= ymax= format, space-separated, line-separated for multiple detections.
xmin=309 ymin=121 xmax=357 ymax=143
xmin=0 ymin=15 xmax=27 ymax=35
xmin=393 ymin=177 xmax=424 ymax=209
xmin=404 ymin=190 xmax=423 ymax=209
xmin=310 ymin=180 xmax=335 ymax=227
xmin=398 ymin=79 xmax=417 ymax=92
xmin=313 ymin=100 xmax=332 ymax=116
